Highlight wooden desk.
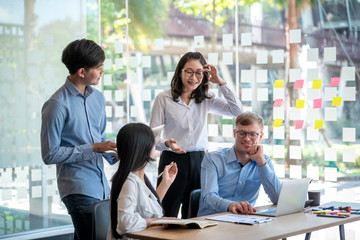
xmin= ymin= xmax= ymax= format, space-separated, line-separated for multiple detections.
xmin=127 ymin=212 xmax=360 ymax=240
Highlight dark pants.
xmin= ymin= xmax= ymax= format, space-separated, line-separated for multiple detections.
xmin=62 ymin=194 xmax=100 ymax=240
xmin=157 ymin=151 xmax=205 ymax=219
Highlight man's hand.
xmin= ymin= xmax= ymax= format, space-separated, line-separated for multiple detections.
xmin=228 ymin=201 xmax=256 ymax=214
xmin=91 ymin=141 xmax=117 ymax=153
xmin=248 ymin=144 xmax=266 ymax=167
xmin=165 ymin=138 xmax=186 ymax=154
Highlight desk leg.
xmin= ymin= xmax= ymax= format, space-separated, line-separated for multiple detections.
xmin=304 ymin=232 xmax=311 ymax=240
xmin=339 ymin=224 xmax=345 ymax=240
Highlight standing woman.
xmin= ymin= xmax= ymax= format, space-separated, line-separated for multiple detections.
xmin=150 ymin=52 xmax=243 ymax=218
xmin=108 ymin=123 xmax=178 ymax=239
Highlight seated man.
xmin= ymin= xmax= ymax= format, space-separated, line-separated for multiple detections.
xmin=197 ymin=111 xmax=281 ymax=216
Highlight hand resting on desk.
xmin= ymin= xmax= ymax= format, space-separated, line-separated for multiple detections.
xmin=228 ymin=201 xmax=257 ymax=214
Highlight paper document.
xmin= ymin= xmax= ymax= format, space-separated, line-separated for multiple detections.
xmin=206 ymin=214 xmax=274 ymax=225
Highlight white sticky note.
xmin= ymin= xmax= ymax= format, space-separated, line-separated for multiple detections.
xmin=307 ymin=166 xmax=319 ymax=181
xmin=274 ymin=164 xmax=285 ymax=178
xmin=273 ymin=145 xmax=285 ymax=159
xmin=324 ymin=167 xmax=337 ymax=182
xmin=289 ymin=68 xmax=301 ymax=83
xmin=241 ymin=88 xmax=252 ymax=101
xmin=2 ymin=189 xmax=12 ymax=201
xmin=324 ymin=148 xmax=337 ymax=161
xmin=222 ymin=124 xmax=233 ymax=137
xmin=243 ymin=107 xmax=253 ymax=112
xmin=324 ymin=107 xmax=337 ymax=121
xmin=273 ymin=88 xmax=284 ymax=100
xmin=115 ymin=90 xmax=123 ymax=102
xmin=307 ymin=48 xmax=319 ymax=62
xmin=103 ymin=59 xmax=112 ymax=70
xmin=115 ymin=58 xmax=123 ymax=70
xmin=273 ymin=126 xmax=284 ymax=140
xmin=241 ymin=69 xmax=254 ymax=83
xmin=272 ymin=50 xmax=284 ymax=64
xmin=154 ymin=38 xmax=164 ymax=50
xmin=343 ymin=128 xmax=356 ymax=142
xmin=343 ymin=148 xmax=356 ymax=163
xmin=105 ymin=106 xmax=112 ymax=117
xmin=208 ymin=124 xmax=219 ymax=137
xmin=257 ymin=88 xmax=268 ymax=101
xmin=342 ymin=87 xmax=356 ymax=101
xmin=307 ymin=89 xmax=321 ymax=100
xmin=130 ymin=56 xmax=138 ymax=68
xmin=256 ymin=69 xmax=267 ymax=83
xmin=290 ymin=126 xmax=302 ymax=140
xmin=289 ymin=29 xmax=301 ymax=43
xmin=290 ymin=146 xmax=302 ymax=160
xmin=142 ymin=56 xmax=151 ymax=68
xmin=130 ymin=106 xmax=137 ymax=118
xmin=241 ymin=32 xmax=252 ymax=46
xmin=115 ymin=106 xmax=123 ymax=118
xmin=31 ymin=186 xmax=42 ymax=198
xmin=194 ymin=35 xmax=204 ymax=48
xmin=324 ymin=47 xmax=336 ymax=62
xmin=17 ymin=188 xmax=27 ymax=200
xmin=262 ymin=126 xmax=269 ymax=139
xmin=289 ymin=165 xmax=302 ymax=179
xmin=323 ymin=87 xmax=337 ymax=101
xmin=273 ymin=107 xmax=285 ymax=120
xmin=222 ymin=52 xmax=233 ymax=65
xmin=306 ymin=127 xmax=319 ymax=140
xmin=208 ymin=53 xmax=218 ymax=65
xmin=31 ymin=169 xmax=41 ymax=182
xmin=222 ymin=33 xmax=233 ymax=47
xmin=103 ymin=90 xmax=112 ymax=102
xmin=106 ymin=122 xmax=112 ymax=133
xmin=256 ymin=50 xmax=268 ymax=64
xmin=340 ymin=66 xmax=355 ymax=81
xmin=306 ymin=109 xmax=321 ymax=121
xmin=115 ymin=40 xmax=123 ymax=54
xmin=307 ymin=68 xmax=318 ymax=81
xmin=103 ymin=74 xmax=112 ymax=86
xmin=167 ymin=72 xmax=174 ymax=83
xmin=143 ymin=89 xmax=151 ymax=101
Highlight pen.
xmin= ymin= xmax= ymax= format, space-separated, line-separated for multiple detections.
xmin=157 ymin=163 xmax=174 ymax=178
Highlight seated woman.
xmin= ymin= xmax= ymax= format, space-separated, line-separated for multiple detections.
xmin=107 ymin=123 xmax=178 ymax=240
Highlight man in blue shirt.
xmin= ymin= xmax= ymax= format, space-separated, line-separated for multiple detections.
xmin=197 ymin=111 xmax=281 ymax=216
xmin=41 ymin=39 xmax=118 ymax=240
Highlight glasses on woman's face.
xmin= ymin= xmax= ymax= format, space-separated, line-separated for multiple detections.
xmin=235 ymin=130 xmax=260 ymax=140
xmin=182 ymin=69 xmax=203 ymax=79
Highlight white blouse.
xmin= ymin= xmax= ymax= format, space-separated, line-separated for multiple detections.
xmin=107 ymin=172 xmax=163 ymax=240
xmin=150 ymin=83 xmax=243 ymax=152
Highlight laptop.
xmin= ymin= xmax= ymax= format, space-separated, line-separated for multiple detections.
xmin=253 ymin=178 xmax=311 ymax=217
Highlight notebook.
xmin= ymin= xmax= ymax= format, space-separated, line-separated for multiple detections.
xmin=253 ymin=178 xmax=311 ymax=217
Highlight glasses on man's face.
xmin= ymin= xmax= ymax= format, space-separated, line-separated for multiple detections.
xmin=235 ymin=130 xmax=260 ymax=140
xmin=182 ymin=69 xmax=203 ymax=79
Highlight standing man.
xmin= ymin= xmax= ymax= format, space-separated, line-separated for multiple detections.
xmin=197 ymin=111 xmax=281 ymax=216
xmin=41 ymin=39 xmax=118 ymax=239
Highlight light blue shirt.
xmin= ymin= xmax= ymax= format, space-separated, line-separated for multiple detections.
xmin=41 ymin=77 xmax=118 ymax=200
xmin=197 ymin=146 xmax=281 ymax=216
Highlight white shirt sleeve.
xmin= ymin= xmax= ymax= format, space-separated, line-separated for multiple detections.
xmin=209 ymin=83 xmax=243 ymax=116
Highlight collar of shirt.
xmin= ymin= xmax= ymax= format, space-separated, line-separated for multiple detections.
xmin=65 ymin=77 xmax=93 ymax=98
xmin=227 ymin=145 xmax=252 ymax=168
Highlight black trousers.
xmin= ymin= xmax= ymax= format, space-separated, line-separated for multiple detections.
xmin=157 ymin=150 xmax=205 ymax=218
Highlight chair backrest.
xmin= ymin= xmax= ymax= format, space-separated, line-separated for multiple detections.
xmin=92 ymin=199 xmax=110 ymax=240
xmin=187 ymin=189 xmax=201 ymax=218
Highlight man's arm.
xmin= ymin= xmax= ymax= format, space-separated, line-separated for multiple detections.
xmin=258 ymin=155 xmax=282 ymax=204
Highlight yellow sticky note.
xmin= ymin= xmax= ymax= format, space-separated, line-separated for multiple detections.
xmin=273 ymin=119 xmax=283 ymax=127
xmin=296 ymin=99 xmax=305 ymax=108
xmin=332 ymin=97 xmax=342 ymax=106
xmin=274 ymin=79 xmax=284 ymax=88
xmin=312 ymin=79 xmax=322 ymax=89
xmin=315 ymin=119 xmax=324 ymax=129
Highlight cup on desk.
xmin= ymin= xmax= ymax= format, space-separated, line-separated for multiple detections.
xmin=308 ymin=190 xmax=321 ymax=206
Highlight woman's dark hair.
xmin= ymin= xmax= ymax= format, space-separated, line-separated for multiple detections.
xmin=61 ymin=39 xmax=105 ymax=75
xmin=171 ymin=52 xmax=212 ymax=103
xmin=110 ymin=123 xmax=156 ymax=239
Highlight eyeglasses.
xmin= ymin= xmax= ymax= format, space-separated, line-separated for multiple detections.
xmin=182 ymin=69 xmax=203 ymax=78
xmin=235 ymin=130 xmax=260 ymax=140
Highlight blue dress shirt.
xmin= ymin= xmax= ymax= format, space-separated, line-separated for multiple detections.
xmin=197 ymin=146 xmax=281 ymax=216
xmin=41 ymin=77 xmax=118 ymax=200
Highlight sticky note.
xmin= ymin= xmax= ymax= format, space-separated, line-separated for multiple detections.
xmin=273 ymin=107 xmax=285 ymax=119
xmin=307 ymin=127 xmax=319 ymax=140
xmin=241 ymin=32 xmax=252 ymax=46
xmin=103 ymin=74 xmax=112 ymax=86
xmin=340 ymin=66 xmax=355 ymax=81
xmin=294 ymin=79 xmax=304 ymax=89
xmin=273 ymin=88 xmax=284 ymax=100
xmin=314 ymin=119 xmax=323 ymax=129
xmin=115 ymin=40 xmax=123 ymax=53
xmin=256 ymin=50 xmax=268 ymax=64
xmin=307 ymin=48 xmax=319 ymax=62
xmin=289 ymin=29 xmax=301 ymax=43
xmin=130 ymin=56 xmax=138 ymax=68
xmin=307 ymin=166 xmax=319 ymax=181
xmin=296 ymin=99 xmax=305 ymax=108
xmin=130 ymin=106 xmax=137 ymax=118
xmin=343 ymin=128 xmax=356 ymax=142
xmin=273 ymin=145 xmax=285 ymax=159
xmin=143 ymin=89 xmax=151 ymax=101
xmin=274 ymin=79 xmax=284 ymax=88
xmin=331 ymin=97 xmax=342 ymax=106
xmin=167 ymin=72 xmax=174 ymax=83
xmin=256 ymin=69 xmax=268 ymax=83
xmin=106 ymin=122 xmax=112 ymax=133
xmin=274 ymin=164 xmax=285 ymax=178
xmin=257 ymin=88 xmax=268 ymax=101
xmin=313 ymin=98 xmax=322 ymax=108
xmin=31 ymin=186 xmax=42 ymax=198
xmin=103 ymin=90 xmax=112 ymax=101
xmin=295 ymin=120 xmax=304 ymax=129
xmin=324 ymin=148 xmax=337 ymax=161
xmin=273 ymin=99 xmax=283 ymax=107
xmin=222 ymin=124 xmax=233 ymax=137
xmin=329 ymin=77 xmax=340 ymax=86
xmin=343 ymin=148 xmax=356 ymax=163
xmin=222 ymin=33 xmax=233 ymax=47
xmin=290 ymin=126 xmax=302 ymax=140
xmin=223 ymin=52 xmax=233 ymax=65
xmin=262 ymin=126 xmax=269 ymax=139
xmin=324 ymin=47 xmax=336 ymax=62
xmin=273 ymin=126 xmax=284 ymax=139
xmin=154 ymin=38 xmax=164 ymax=50
xmin=115 ymin=58 xmax=123 ymax=70
xmin=273 ymin=119 xmax=283 ymax=127
xmin=208 ymin=53 xmax=218 ymax=65
xmin=290 ymin=145 xmax=302 ymax=160
xmin=312 ymin=79 xmax=322 ymax=89
xmin=324 ymin=167 xmax=337 ymax=182
xmin=142 ymin=56 xmax=151 ymax=68
xmin=324 ymin=87 xmax=337 ymax=101
xmin=194 ymin=35 xmax=204 ymax=48
xmin=272 ymin=50 xmax=284 ymax=64
xmin=241 ymin=88 xmax=252 ymax=101
xmin=342 ymin=87 xmax=356 ymax=101
xmin=103 ymin=59 xmax=112 ymax=70
xmin=290 ymin=68 xmax=301 ymax=82
xmin=241 ymin=69 xmax=254 ymax=83
xmin=307 ymin=69 xmax=318 ymax=81
xmin=115 ymin=106 xmax=123 ymax=118
xmin=324 ymin=107 xmax=337 ymax=121
xmin=115 ymin=90 xmax=123 ymax=102
xmin=290 ymin=165 xmax=302 ymax=179
xmin=308 ymin=89 xmax=321 ymax=101
xmin=105 ymin=106 xmax=112 ymax=117
xmin=208 ymin=124 xmax=219 ymax=137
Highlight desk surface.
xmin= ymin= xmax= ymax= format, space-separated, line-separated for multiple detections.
xmin=127 ymin=211 xmax=360 ymax=240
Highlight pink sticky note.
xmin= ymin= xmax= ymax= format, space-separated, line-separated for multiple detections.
xmin=313 ymin=98 xmax=322 ymax=109
xmin=295 ymin=120 xmax=304 ymax=129
xmin=294 ymin=79 xmax=304 ymax=89
xmin=273 ymin=99 xmax=284 ymax=107
xmin=329 ymin=77 xmax=340 ymax=87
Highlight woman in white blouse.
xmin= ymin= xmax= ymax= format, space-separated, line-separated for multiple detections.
xmin=107 ymin=123 xmax=178 ymax=240
xmin=150 ymin=52 xmax=243 ymax=218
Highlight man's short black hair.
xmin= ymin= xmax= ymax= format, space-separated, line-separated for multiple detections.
xmin=61 ymin=39 xmax=105 ymax=75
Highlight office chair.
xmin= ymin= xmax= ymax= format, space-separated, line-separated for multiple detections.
xmin=187 ymin=189 xmax=201 ymax=218
xmin=92 ymin=199 xmax=110 ymax=240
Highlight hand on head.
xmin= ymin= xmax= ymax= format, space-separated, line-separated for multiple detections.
xmin=228 ymin=201 xmax=256 ymax=214
xmin=248 ymin=144 xmax=266 ymax=167
xmin=166 ymin=138 xmax=186 ymax=154
xmin=203 ymin=64 xmax=226 ymax=86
